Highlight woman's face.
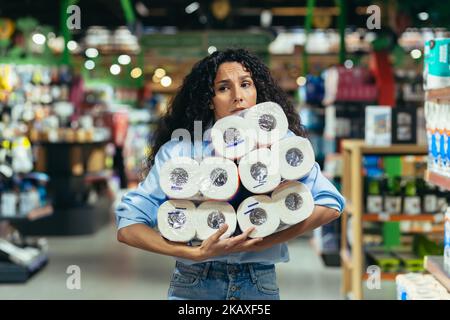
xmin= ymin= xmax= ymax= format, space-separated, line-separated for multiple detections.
xmin=212 ymin=62 xmax=257 ymax=120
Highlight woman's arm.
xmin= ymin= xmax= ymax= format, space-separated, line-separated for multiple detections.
xmin=237 ymin=205 xmax=340 ymax=252
xmin=118 ymin=223 xmax=263 ymax=261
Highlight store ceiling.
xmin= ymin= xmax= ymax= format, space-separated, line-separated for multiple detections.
xmin=0 ymin=0 xmax=442 ymax=31
xmin=0 ymin=0 xmax=371 ymax=30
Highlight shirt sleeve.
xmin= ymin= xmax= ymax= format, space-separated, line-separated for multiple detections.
xmin=115 ymin=142 xmax=173 ymax=230
xmin=299 ymin=162 xmax=346 ymax=213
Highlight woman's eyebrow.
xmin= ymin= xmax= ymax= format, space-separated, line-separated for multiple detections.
xmin=215 ymin=75 xmax=252 ymax=85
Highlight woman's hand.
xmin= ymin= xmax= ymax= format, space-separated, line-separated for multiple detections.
xmin=192 ymin=224 xmax=263 ymax=261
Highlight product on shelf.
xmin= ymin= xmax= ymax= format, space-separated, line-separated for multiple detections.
xmin=423 ymin=38 xmax=450 ymax=90
xmin=396 ymin=273 xmax=450 ymax=300
xmin=366 ymin=178 xmax=383 ymax=214
xmin=424 ymin=101 xmax=450 ymax=177
xmin=445 ymin=208 xmax=450 ymax=270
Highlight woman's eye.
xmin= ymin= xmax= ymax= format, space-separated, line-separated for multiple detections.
xmin=218 ymin=86 xmax=228 ymax=92
xmin=242 ymin=82 xmax=252 ymax=88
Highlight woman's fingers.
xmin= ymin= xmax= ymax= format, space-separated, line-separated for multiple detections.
xmin=226 ymin=227 xmax=255 ymax=247
xmin=209 ymin=223 xmax=229 ymax=242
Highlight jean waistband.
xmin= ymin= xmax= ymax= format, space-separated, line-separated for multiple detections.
xmin=175 ymin=260 xmax=275 ymax=282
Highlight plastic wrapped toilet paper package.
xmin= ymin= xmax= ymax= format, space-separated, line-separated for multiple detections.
xmin=195 ymin=201 xmax=237 ymax=240
xmin=271 ymin=181 xmax=314 ymax=226
xmin=198 ymin=157 xmax=239 ymax=201
xmin=272 ymin=135 xmax=315 ymax=180
xmin=243 ymin=102 xmax=289 ymax=147
xmin=157 ymin=200 xmax=197 ymax=242
xmin=237 ymin=195 xmax=280 ymax=238
xmin=211 ymin=115 xmax=257 ymax=160
xmin=159 ymin=157 xmax=201 ymax=199
xmin=238 ymin=148 xmax=281 ymax=194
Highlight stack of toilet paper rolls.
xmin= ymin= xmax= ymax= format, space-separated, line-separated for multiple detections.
xmin=157 ymin=101 xmax=316 ymax=242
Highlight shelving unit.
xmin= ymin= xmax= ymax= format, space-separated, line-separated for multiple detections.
xmin=15 ymin=140 xmax=115 ymax=236
xmin=423 ymin=88 xmax=450 ymax=296
xmin=0 ymin=205 xmax=53 ymax=222
xmin=340 ymin=139 xmax=428 ymax=300
xmin=0 ymin=205 xmax=53 ymax=283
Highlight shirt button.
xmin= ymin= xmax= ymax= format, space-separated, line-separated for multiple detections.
xmin=231 ymin=285 xmax=237 ymax=291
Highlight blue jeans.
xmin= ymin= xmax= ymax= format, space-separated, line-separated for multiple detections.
xmin=168 ymin=261 xmax=280 ymax=300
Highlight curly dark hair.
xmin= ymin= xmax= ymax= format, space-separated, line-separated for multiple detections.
xmin=147 ymin=48 xmax=306 ymax=168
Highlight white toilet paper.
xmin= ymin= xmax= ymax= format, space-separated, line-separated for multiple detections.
xmin=159 ymin=157 xmax=200 ymax=199
xmin=272 ymin=135 xmax=315 ymax=180
xmin=157 ymin=200 xmax=196 ymax=242
xmin=198 ymin=157 xmax=239 ymax=201
xmin=238 ymin=148 xmax=281 ymax=194
xmin=211 ymin=115 xmax=256 ymax=160
xmin=244 ymin=102 xmax=288 ymax=147
xmin=237 ymin=195 xmax=280 ymax=238
xmin=271 ymin=181 xmax=314 ymax=225
xmin=195 ymin=201 xmax=237 ymax=240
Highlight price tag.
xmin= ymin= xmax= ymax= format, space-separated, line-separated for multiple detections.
xmin=378 ymin=212 xmax=390 ymax=221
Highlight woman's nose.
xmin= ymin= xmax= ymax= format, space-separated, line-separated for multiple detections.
xmin=233 ymin=86 xmax=244 ymax=102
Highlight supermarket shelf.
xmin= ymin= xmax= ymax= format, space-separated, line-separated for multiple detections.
xmin=407 ymin=225 xmax=445 ymax=234
xmin=424 ymin=256 xmax=450 ymax=292
xmin=340 ymin=139 xmax=428 ymax=300
xmin=362 ymin=214 xmax=439 ymax=222
xmin=425 ymin=170 xmax=450 ymax=191
xmin=0 ymin=205 xmax=53 ymax=222
xmin=342 ymin=140 xmax=427 ymax=155
xmin=362 ymin=272 xmax=400 ymax=281
xmin=425 ymin=87 xmax=450 ymax=103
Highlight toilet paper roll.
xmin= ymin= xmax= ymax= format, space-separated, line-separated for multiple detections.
xmin=238 ymin=148 xmax=281 ymax=194
xmin=195 ymin=201 xmax=237 ymax=240
xmin=211 ymin=115 xmax=256 ymax=160
xmin=244 ymin=102 xmax=288 ymax=147
xmin=271 ymin=181 xmax=314 ymax=225
xmin=272 ymin=135 xmax=315 ymax=180
xmin=237 ymin=195 xmax=280 ymax=238
xmin=157 ymin=200 xmax=196 ymax=242
xmin=198 ymin=157 xmax=239 ymax=201
xmin=159 ymin=157 xmax=200 ymax=199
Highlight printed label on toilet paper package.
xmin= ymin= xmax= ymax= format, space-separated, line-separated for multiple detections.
xmin=224 ymin=127 xmax=245 ymax=147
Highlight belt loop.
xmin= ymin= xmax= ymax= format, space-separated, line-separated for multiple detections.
xmin=248 ymin=264 xmax=257 ymax=284
xmin=201 ymin=262 xmax=211 ymax=280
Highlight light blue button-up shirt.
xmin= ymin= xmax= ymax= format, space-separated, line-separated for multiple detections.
xmin=115 ymin=129 xmax=345 ymax=265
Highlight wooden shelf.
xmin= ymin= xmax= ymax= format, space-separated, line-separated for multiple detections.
xmin=340 ymin=248 xmax=353 ymax=270
xmin=425 ymin=170 xmax=450 ymax=191
xmin=362 ymin=272 xmax=400 ymax=281
xmin=424 ymin=256 xmax=450 ymax=292
xmin=408 ymin=225 xmax=445 ymax=234
xmin=342 ymin=140 xmax=427 ymax=155
xmin=425 ymin=87 xmax=450 ymax=103
xmin=362 ymin=214 xmax=438 ymax=222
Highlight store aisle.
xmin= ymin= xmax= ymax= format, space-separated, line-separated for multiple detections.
xmin=0 ymin=223 xmax=343 ymax=300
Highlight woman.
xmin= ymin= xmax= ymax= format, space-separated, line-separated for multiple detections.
xmin=116 ymin=48 xmax=345 ymax=300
